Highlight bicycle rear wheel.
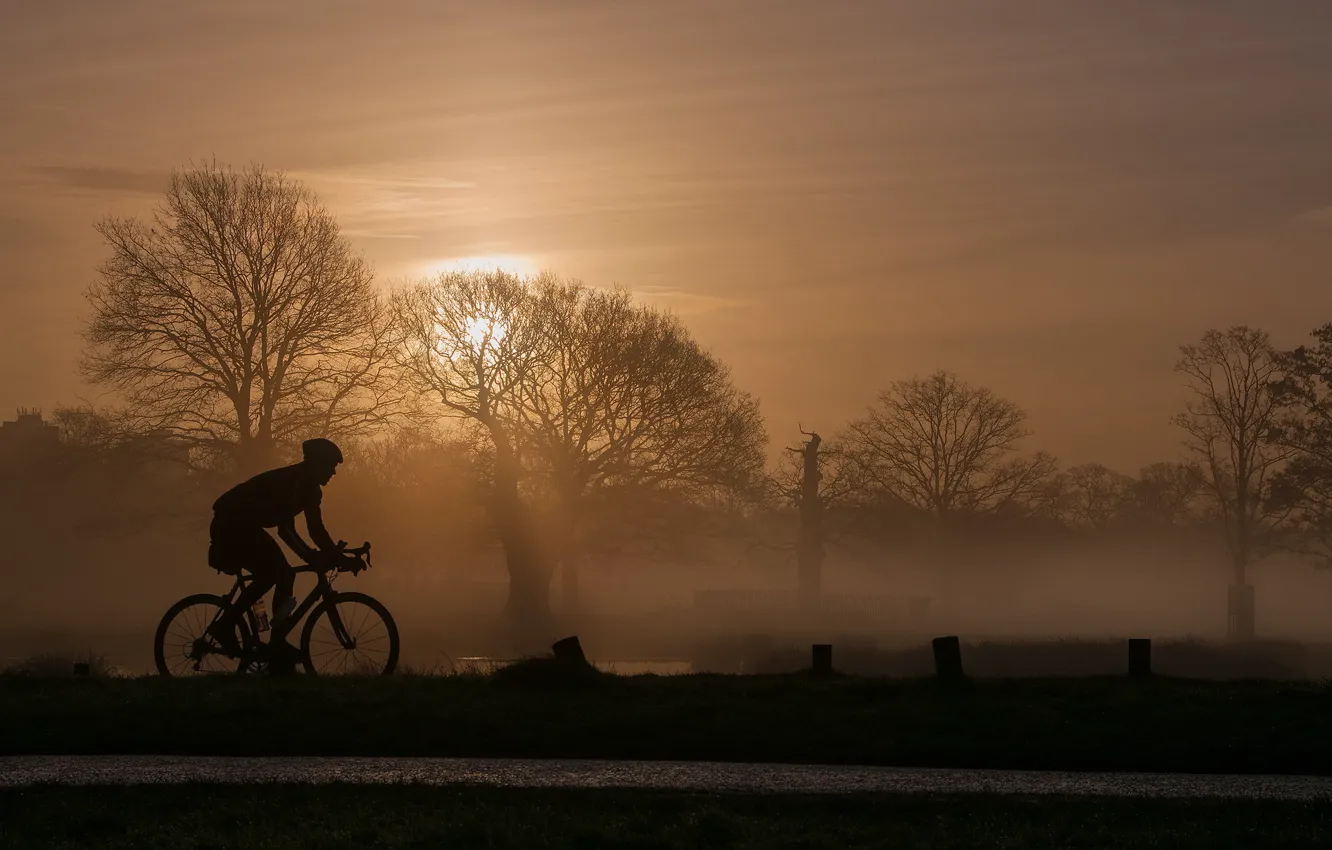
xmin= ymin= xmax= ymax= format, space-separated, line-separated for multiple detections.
xmin=300 ymin=591 xmax=399 ymax=676
xmin=154 ymin=593 xmax=249 ymax=677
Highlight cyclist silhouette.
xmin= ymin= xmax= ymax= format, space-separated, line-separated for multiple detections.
xmin=206 ymin=438 xmax=345 ymax=673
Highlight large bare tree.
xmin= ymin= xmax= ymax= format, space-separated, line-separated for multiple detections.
xmin=517 ymin=283 xmax=767 ymax=609
xmin=841 ymin=370 xmax=1055 ymax=524
xmin=1173 ymin=326 xmax=1289 ymax=638
xmin=81 ymin=162 xmax=399 ymax=473
xmin=1267 ymin=324 xmax=1332 ymax=568
xmin=391 ymin=271 xmax=767 ymax=632
xmin=392 ymin=270 xmax=550 ymax=628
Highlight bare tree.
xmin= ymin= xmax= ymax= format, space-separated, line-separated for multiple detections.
xmin=766 ymin=426 xmax=869 ymax=596
xmin=1173 ymin=326 xmax=1290 ymax=638
xmin=50 ymin=405 xmax=124 ymax=454
xmin=1119 ymin=461 xmax=1205 ymax=528
xmin=391 ymin=271 xmax=767 ymax=632
xmin=1267 ymin=324 xmax=1332 ymax=568
xmin=342 ymin=425 xmax=480 ymax=494
xmin=392 ymin=270 xmax=552 ymax=629
xmin=81 ymin=161 xmax=400 ymax=473
xmin=789 ymin=429 xmax=825 ymax=604
xmin=1044 ymin=463 xmax=1132 ymax=530
xmin=517 ymin=283 xmax=767 ymax=610
xmin=775 ymin=429 xmax=864 ymax=511
xmin=841 ymin=370 xmax=1055 ymax=524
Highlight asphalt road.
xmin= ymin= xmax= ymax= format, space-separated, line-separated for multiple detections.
xmin=3 ymin=756 xmax=1332 ymax=799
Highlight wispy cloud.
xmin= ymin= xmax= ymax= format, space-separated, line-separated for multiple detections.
xmin=341 ymin=230 xmax=423 ymax=240
xmin=631 ymin=285 xmax=749 ymax=316
xmin=299 ymin=173 xmax=474 ymax=191
xmin=31 ymin=166 xmax=168 ymax=195
xmin=296 ymin=166 xmax=478 ymax=238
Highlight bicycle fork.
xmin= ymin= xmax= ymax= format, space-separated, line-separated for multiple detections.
xmin=322 ymin=601 xmax=359 ymax=651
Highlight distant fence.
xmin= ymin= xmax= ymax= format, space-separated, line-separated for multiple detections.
xmin=689 ymin=635 xmax=1329 ymax=678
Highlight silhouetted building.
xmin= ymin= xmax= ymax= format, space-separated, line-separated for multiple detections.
xmin=0 ymin=409 xmax=190 ymax=480
xmin=0 ymin=409 xmax=60 ymax=467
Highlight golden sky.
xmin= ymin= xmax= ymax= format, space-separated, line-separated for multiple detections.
xmin=4 ymin=1 xmax=1332 ymax=470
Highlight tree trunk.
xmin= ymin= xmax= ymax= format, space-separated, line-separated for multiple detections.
xmin=1234 ymin=466 xmax=1250 ymax=587
xmin=796 ymin=433 xmax=824 ymax=607
xmin=552 ymin=496 xmax=581 ymax=616
xmin=495 ymin=503 xmax=556 ymax=644
xmin=1228 ymin=547 xmax=1255 ymax=640
xmin=1228 ymin=463 xmax=1255 ymax=640
xmin=486 ymin=423 xmax=555 ymax=644
xmin=502 ymin=543 xmax=554 ymax=628
xmin=1228 ymin=578 xmax=1255 ymax=640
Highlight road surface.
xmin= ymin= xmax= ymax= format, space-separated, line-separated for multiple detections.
xmin=3 ymin=756 xmax=1331 ymax=799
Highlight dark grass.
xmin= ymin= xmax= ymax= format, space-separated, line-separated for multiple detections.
xmin=2 ymin=784 xmax=1329 ymax=850
xmin=8 ymin=633 xmax=1332 ymax=679
xmin=2 ymin=651 xmax=118 ymax=678
xmin=4 ymin=671 xmax=1332 ymax=773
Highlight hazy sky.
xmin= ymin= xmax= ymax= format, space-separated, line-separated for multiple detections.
xmin=4 ymin=0 xmax=1332 ymax=470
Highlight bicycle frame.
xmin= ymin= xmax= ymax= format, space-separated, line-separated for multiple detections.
xmin=212 ymin=557 xmax=365 ymax=654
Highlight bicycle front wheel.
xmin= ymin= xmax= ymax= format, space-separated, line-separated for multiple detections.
xmin=300 ymin=591 xmax=399 ymax=676
xmin=154 ymin=593 xmax=248 ymax=677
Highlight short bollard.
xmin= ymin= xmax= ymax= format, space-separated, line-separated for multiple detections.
xmin=932 ymin=636 xmax=964 ymax=680
xmin=1128 ymin=638 xmax=1152 ymax=677
xmin=72 ymin=662 xmax=90 ymax=677
xmin=812 ymin=644 xmax=833 ymax=676
xmin=552 ymin=636 xmax=589 ymax=666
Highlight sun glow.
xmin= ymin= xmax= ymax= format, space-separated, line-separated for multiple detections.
xmin=423 ymin=254 xmax=538 ymax=278
xmin=464 ymin=313 xmax=506 ymax=349
xmin=431 ymin=305 xmax=508 ymax=363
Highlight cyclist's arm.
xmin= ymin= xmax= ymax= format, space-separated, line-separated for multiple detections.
xmin=303 ymin=501 xmax=338 ymax=554
xmin=276 ymin=520 xmax=317 ymax=562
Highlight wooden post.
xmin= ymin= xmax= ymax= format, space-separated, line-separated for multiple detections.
xmin=1128 ymin=638 xmax=1152 ymax=677
xmin=812 ymin=644 xmax=833 ymax=676
xmin=72 ymin=662 xmax=90 ymax=677
xmin=552 ymin=636 xmax=589 ymax=667
xmin=932 ymin=636 xmax=964 ymax=680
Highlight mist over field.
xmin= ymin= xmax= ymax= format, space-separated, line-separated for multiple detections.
xmin=3 ymin=440 xmax=1330 ymax=677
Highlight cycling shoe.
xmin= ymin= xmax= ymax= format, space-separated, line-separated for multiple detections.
xmin=205 ymin=620 xmax=242 ymax=657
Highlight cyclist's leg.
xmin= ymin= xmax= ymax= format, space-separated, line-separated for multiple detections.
xmin=244 ymin=535 xmax=300 ymax=674
xmin=208 ymin=525 xmax=278 ymax=654
xmin=271 ymin=560 xmax=296 ymax=629
xmin=227 ymin=532 xmax=280 ymax=612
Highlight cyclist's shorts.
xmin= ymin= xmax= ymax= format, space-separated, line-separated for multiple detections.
xmin=207 ymin=542 xmax=244 ymax=575
xmin=209 ymin=514 xmax=289 ymax=576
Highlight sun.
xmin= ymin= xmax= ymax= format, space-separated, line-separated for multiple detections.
xmin=432 ymin=302 xmax=508 ymax=363
xmin=422 ymin=254 xmax=538 ymax=278
xmin=464 ymin=312 xmax=507 ymax=349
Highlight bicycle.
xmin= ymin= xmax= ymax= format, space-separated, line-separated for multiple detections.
xmin=153 ymin=542 xmax=399 ymax=677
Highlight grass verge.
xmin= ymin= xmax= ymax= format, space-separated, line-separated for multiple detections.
xmin=2 ymin=784 xmax=1328 ymax=850
xmin=3 ymin=672 xmax=1332 ymax=773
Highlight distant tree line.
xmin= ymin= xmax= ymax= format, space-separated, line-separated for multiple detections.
xmin=789 ymin=327 xmax=1332 ymax=639
xmin=48 ymin=160 xmax=1332 ymax=641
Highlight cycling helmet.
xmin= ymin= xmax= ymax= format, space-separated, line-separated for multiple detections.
xmin=302 ymin=438 xmax=343 ymax=465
